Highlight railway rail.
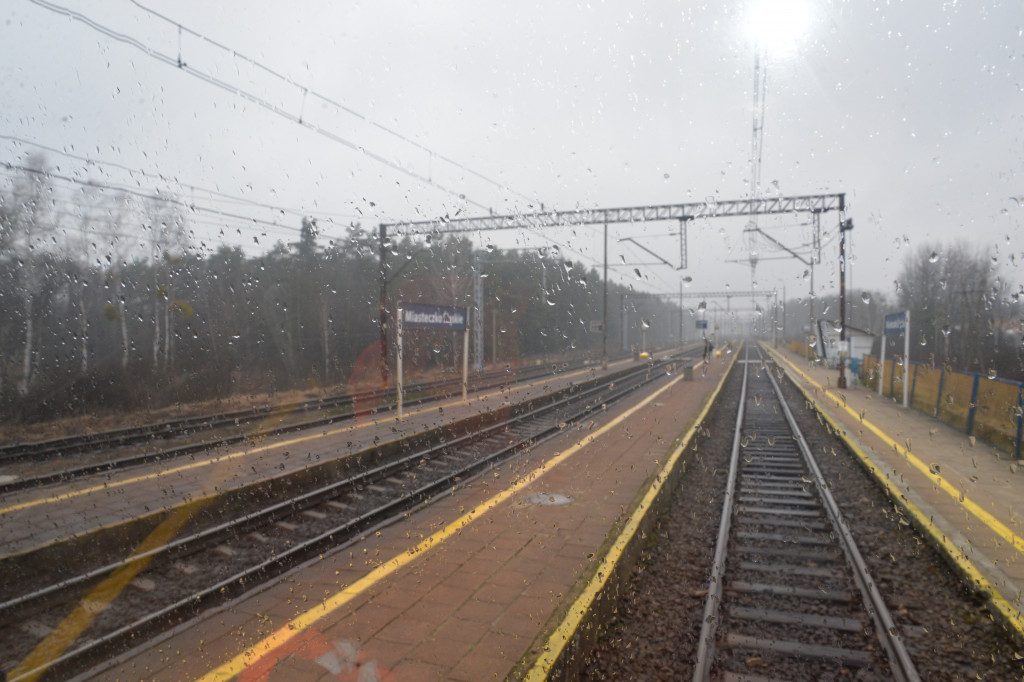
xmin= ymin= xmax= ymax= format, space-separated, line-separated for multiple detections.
xmin=0 ymin=350 xmax=693 ymax=681
xmin=0 ymin=348 xmax=666 ymax=494
xmin=692 ymin=347 xmax=920 ymax=680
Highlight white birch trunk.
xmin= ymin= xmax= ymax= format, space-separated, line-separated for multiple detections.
xmin=79 ymin=295 xmax=89 ymax=374
xmin=19 ymin=291 xmax=33 ymax=395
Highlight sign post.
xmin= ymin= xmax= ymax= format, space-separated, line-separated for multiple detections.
xmin=462 ymin=317 xmax=470 ymax=403
xmin=882 ymin=311 xmax=911 ymax=407
xmin=397 ymin=303 xmax=469 ymax=420
xmin=396 ymin=308 xmax=404 ymax=420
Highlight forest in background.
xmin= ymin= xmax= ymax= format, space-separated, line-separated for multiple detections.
xmin=0 ymin=161 xmax=683 ymax=424
xmin=782 ymin=242 xmax=1023 ymax=380
xmin=3 ymin=159 xmax=1021 ymax=425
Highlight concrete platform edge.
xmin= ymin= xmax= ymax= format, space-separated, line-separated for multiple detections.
xmin=517 ymin=347 xmax=743 ymax=681
xmin=762 ymin=342 xmax=1024 ymax=645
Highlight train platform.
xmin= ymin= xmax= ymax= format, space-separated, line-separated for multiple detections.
xmin=82 ymin=351 xmax=736 ymax=681
xmin=764 ymin=344 xmax=1024 ymax=639
xmin=0 ymin=352 xmax=670 ymax=558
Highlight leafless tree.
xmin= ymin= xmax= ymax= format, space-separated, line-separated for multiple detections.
xmin=1 ymin=156 xmax=53 ymax=394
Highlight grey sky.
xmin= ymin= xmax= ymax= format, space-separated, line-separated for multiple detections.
xmin=1 ymin=0 xmax=1021 ymax=311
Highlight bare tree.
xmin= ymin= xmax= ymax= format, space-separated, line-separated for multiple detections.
xmin=897 ymin=241 xmax=995 ymax=370
xmin=144 ymin=199 xmax=189 ymax=371
xmin=1 ymin=156 xmax=54 ymax=394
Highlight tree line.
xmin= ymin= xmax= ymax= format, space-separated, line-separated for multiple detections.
xmin=0 ymin=161 xmax=681 ymax=424
xmin=780 ymin=243 xmax=1022 ymax=381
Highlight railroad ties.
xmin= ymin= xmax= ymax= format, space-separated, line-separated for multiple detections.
xmin=693 ymin=348 xmax=919 ymax=681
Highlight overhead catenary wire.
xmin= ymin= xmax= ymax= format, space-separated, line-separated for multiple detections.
xmin=25 ymin=0 xmax=537 ymax=216
xmin=25 ymin=0 xmax=485 ymax=214
xmin=128 ymin=0 xmax=537 ymax=207
xmin=0 ymin=134 xmax=360 ymax=222
xmin=0 ymin=163 xmax=344 ymax=240
xmin=21 ymin=0 xmax=618 ymax=276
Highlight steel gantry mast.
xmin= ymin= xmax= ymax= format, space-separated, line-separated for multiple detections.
xmin=376 ymin=193 xmax=845 ymax=384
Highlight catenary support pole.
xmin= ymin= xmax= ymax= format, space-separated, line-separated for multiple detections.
xmin=396 ymin=308 xmax=403 ymax=420
xmin=602 ymin=220 xmax=608 ymax=369
xmin=463 ymin=320 xmax=470 ymax=403
xmin=838 ymin=213 xmax=852 ymax=389
xmin=903 ymin=309 xmax=910 ymax=408
xmin=378 ymin=224 xmax=389 ymax=388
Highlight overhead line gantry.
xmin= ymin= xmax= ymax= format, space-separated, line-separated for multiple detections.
xmin=376 ymin=193 xmax=846 ymax=384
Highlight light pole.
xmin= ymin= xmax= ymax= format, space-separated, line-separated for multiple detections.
xmin=837 ymin=216 xmax=853 ymax=388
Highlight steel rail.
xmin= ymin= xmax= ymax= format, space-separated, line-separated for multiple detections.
xmin=0 ymin=348 xmax=666 ymax=494
xmin=692 ymin=346 xmax=748 ymax=680
xmin=692 ymin=347 xmax=920 ymax=681
xmin=0 ymin=358 xmax=576 ymax=463
xmin=765 ymin=357 xmax=920 ymax=682
xmin=3 ymin=354 xmax=691 ymax=682
xmin=0 ymin=361 xmax=667 ymax=614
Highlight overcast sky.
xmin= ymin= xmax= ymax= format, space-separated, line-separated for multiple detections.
xmin=1 ymin=0 xmax=1021 ymax=313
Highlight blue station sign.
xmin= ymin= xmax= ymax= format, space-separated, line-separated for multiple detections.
xmin=883 ymin=312 xmax=907 ymax=335
xmin=400 ymin=304 xmax=468 ymax=330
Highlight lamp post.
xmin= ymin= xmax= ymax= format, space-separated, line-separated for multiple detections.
xmin=837 ymin=216 xmax=853 ymax=388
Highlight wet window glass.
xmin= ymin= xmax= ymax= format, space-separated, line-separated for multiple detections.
xmin=0 ymin=2 xmax=1021 ymax=680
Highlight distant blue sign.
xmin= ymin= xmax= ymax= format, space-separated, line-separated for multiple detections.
xmin=884 ymin=312 xmax=907 ymax=335
xmin=401 ymin=303 xmax=467 ymax=330
xmin=695 ymin=320 xmax=708 ymax=329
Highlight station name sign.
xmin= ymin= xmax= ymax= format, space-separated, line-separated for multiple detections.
xmin=883 ymin=311 xmax=907 ymax=335
xmin=400 ymin=303 xmax=468 ymax=330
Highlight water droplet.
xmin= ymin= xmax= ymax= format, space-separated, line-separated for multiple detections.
xmin=860 ymin=292 xmax=871 ymax=304
xmin=634 ymin=268 xmax=642 ymax=280
xmin=928 ymin=250 xmax=940 ymax=263
xmin=987 ymin=368 xmax=998 ymax=380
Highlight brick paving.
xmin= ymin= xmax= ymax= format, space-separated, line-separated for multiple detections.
xmin=767 ymin=345 xmax=1024 ymax=619
xmin=88 ymin=352 xmax=732 ymax=681
xmin=0 ymin=357 xmax=639 ymax=557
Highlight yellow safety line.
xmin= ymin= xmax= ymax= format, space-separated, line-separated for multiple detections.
xmin=9 ymin=499 xmax=205 ymax=682
xmin=195 ymin=360 xmax=697 ymax=681
xmin=766 ymin=345 xmax=1024 ymax=556
xmin=524 ymin=350 xmax=740 ymax=681
xmin=1 ymin=355 xmax=649 ymax=681
xmin=0 ymin=362 xmax=610 ymax=516
xmin=766 ymin=344 xmax=1024 ymax=636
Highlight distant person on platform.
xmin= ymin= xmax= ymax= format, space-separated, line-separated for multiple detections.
xmin=703 ymin=337 xmax=713 ymax=364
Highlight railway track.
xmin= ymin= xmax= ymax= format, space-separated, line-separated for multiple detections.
xmin=0 ymin=349 xmax=666 ymax=494
xmin=0 ymin=351 xmax=692 ymax=681
xmin=692 ymin=347 xmax=920 ymax=680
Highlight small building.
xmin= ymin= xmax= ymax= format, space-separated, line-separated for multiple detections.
xmin=817 ymin=321 xmax=876 ymax=375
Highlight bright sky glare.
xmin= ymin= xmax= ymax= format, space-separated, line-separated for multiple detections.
xmin=0 ymin=1 xmax=1021 ymax=306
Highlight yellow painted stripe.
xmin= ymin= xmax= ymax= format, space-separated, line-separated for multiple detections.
xmin=766 ymin=346 xmax=1024 ymax=556
xmin=194 ymin=358 xmax=697 ymax=681
xmin=524 ymin=350 xmax=740 ymax=681
xmin=9 ymin=500 xmax=205 ymax=682
xmin=0 ymin=360 xmax=622 ymax=517
xmin=765 ymin=343 xmax=1024 ymax=636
